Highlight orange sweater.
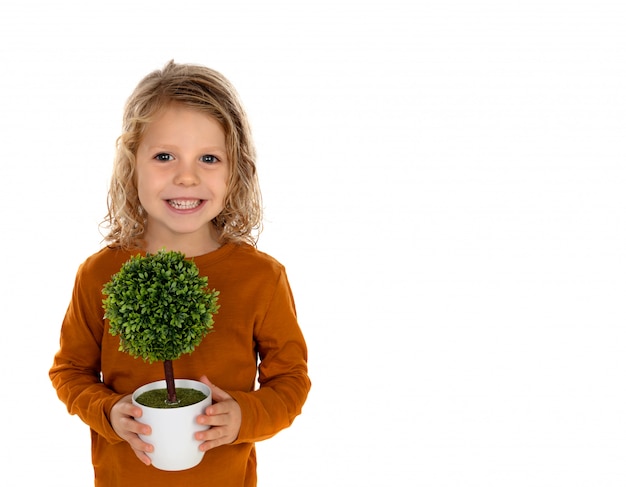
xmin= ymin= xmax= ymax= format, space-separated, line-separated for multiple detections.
xmin=50 ymin=243 xmax=310 ymax=486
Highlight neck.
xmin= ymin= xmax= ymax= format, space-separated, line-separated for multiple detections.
xmin=143 ymin=226 xmax=222 ymax=257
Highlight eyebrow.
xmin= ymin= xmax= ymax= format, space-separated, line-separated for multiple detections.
xmin=143 ymin=144 xmax=228 ymax=155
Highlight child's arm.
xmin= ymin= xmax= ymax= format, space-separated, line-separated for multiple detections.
xmin=49 ymin=263 xmax=126 ymax=444
xmin=214 ymin=269 xmax=311 ymax=444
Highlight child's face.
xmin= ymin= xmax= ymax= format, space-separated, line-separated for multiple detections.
xmin=135 ymin=103 xmax=229 ymax=254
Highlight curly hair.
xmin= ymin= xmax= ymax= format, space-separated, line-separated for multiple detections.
xmin=103 ymin=60 xmax=262 ymax=250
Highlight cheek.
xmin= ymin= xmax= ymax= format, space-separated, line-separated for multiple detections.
xmin=220 ymin=178 xmax=230 ymax=204
xmin=135 ymin=169 xmax=155 ymax=206
xmin=213 ymin=169 xmax=229 ymax=197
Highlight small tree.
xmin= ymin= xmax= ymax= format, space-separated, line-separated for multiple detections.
xmin=103 ymin=250 xmax=219 ymax=404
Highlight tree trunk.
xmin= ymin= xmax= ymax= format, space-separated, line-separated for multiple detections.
xmin=163 ymin=360 xmax=178 ymax=404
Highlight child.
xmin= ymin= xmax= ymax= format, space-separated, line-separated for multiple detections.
xmin=49 ymin=61 xmax=310 ymax=487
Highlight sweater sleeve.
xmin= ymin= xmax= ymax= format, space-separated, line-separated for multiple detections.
xmin=49 ymin=263 xmax=125 ymax=444
xmin=229 ymin=268 xmax=311 ymax=443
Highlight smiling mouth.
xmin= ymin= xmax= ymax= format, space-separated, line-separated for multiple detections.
xmin=167 ymin=199 xmax=203 ymax=210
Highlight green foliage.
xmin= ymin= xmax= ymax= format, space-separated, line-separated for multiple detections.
xmin=102 ymin=250 xmax=219 ymax=364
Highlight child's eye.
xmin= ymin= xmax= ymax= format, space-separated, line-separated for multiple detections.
xmin=155 ymin=153 xmax=174 ymax=162
xmin=201 ymin=155 xmax=219 ymax=164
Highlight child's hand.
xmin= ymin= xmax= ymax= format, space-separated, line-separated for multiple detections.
xmin=110 ymin=395 xmax=153 ymax=466
xmin=196 ymin=376 xmax=242 ymax=451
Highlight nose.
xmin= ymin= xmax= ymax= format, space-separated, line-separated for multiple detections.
xmin=173 ymin=159 xmax=200 ymax=186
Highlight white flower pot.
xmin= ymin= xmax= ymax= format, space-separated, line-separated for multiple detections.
xmin=132 ymin=379 xmax=212 ymax=471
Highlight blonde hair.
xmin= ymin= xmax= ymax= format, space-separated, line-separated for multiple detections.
xmin=103 ymin=60 xmax=262 ymax=249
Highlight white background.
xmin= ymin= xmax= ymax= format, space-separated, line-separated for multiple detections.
xmin=1 ymin=1 xmax=625 ymax=485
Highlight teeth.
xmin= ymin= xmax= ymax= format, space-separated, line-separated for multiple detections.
xmin=168 ymin=199 xmax=201 ymax=210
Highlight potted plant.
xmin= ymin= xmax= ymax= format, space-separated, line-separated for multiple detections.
xmin=102 ymin=249 xmax=220 ymax=471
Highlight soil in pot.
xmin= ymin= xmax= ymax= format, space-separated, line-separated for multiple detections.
xmin=136 ymin=387 xmax=208 ymax=409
